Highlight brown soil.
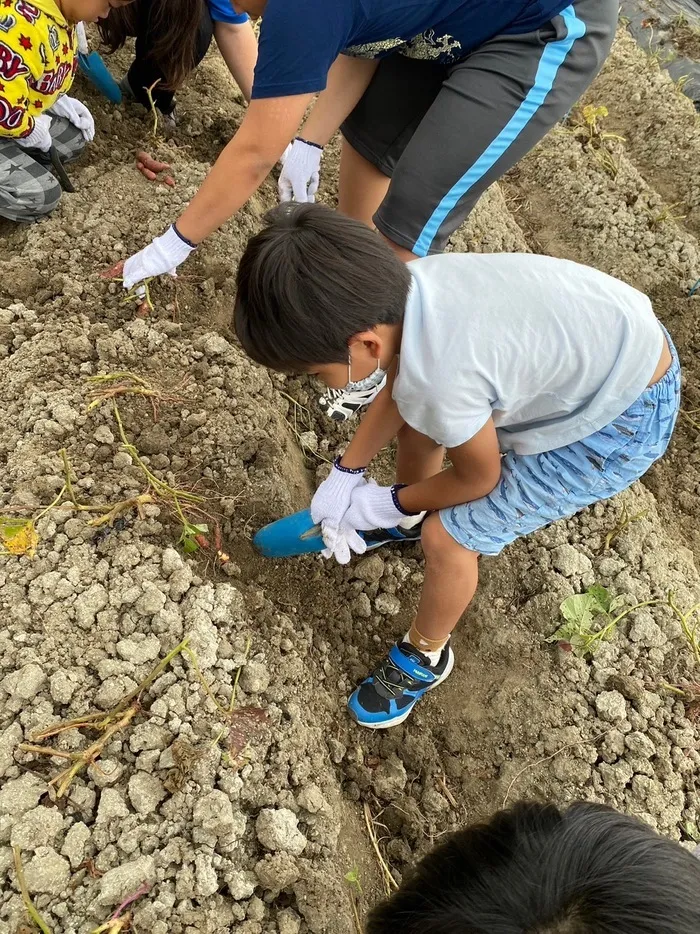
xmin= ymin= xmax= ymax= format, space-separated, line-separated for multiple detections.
xmin=1 ymin=25 xmax=700 ymax=934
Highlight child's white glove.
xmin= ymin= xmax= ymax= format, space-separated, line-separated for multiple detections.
xmin=278 ymin=138 xmax=322 ymax=203
xmin=344 ymin=480 xmax=416 ymax=531
xmin=50 ymin=95 xmax=95 ymax=142
xmin=122 ymin=225 xmax=196 ymax=291
xmin=319 ymin=521 xmax=367 ymax=565
xmin=76 ymin=22 xmax=89 ymax=55
xmin=16 ymin=114 xmax=53 ymax=152
xmin=311 ymin=459 xmax=368 ymax=564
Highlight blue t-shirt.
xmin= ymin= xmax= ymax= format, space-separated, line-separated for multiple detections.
xmin=252 ymin=0 xmax=571 ymax=99
xmin=207 ymin=0 xmax=248 ymax=25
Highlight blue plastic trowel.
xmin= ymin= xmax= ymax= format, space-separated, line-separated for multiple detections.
xmin=78 ymin=51 xmax=122 ymax=104
xmin=253 ymin=508 xmax=325 ymax=558
xmin=253 ymin=507 xmax=416 ymax=559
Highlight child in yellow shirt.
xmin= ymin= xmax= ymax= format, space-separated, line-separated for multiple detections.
xmin=0 ymin=0 xmax=124 ymax=221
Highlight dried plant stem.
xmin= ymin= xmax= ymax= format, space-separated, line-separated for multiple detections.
xmin=502 ymin=729 xmax=611 ymax=807
xmin=144 ymin=79 xmax=161 ymax=137
xmin=13 ymin=847 xmax=53 ymax=934
xmin=20 ymin=639 xmax=190 ymax=797
xmin=363 ymin=802 xmax=398 ymax=896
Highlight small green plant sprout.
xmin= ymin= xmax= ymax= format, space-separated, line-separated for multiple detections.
xmin=575 ymin=104 xmax=625 ymax=179
xmin=345 ymin=866 xmax=364 ymax=934
xmin=645 ymin=200 xmax=687 ymax=230
xmin=178 ymin=520 xmax=210 ymax=554
xmin=345 ymin=866 xmax=363 ymax=895
xmin=548 ymin=584 xmax=660 ymax=657
xmin=668 ymin=591 xmax=700 ymax=667
xmin=676 ymin=73 xmax=692 ymax=96
xmin=602 ymin=502 xmax=648 ymax=552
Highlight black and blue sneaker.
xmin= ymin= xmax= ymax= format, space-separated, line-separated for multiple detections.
xmin=361 ymin=521 xmax=423 ymax=552
xmin=348 ymin=640 xmax=454 ymax=729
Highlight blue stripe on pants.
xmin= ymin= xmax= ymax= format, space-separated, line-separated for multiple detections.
xmin=412 ymin=4 xmax=586 ymax=257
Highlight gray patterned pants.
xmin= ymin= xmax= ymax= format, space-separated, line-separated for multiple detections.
xmin=0 ymin=116 xmax=85 ymax=223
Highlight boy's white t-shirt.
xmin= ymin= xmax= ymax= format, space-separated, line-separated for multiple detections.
xmin=392 ymin=253 xmax=664 ymax=455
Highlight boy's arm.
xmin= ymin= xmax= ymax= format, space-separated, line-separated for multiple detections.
xmin=338 ymin=360 xmax=405 ymax=470
xmin=397 ymin=419 xmax=502 ymax=513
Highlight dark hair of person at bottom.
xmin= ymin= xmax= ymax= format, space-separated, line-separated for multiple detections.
xmin=365 ymin=800 xmax=700 ymax=934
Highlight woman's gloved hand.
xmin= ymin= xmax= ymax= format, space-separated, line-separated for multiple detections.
xmin=278 ymin=137 xmax=323 ymax=203
xmin=121 ymin=225 xmax=196 ymax=291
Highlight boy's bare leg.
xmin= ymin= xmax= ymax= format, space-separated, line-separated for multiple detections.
xmin=338 ymin=139 xmax=417 ymax=263
xmin=396 ymin=423 xmax=444 ymax=484
xmin=395 ymin=426 xmax=475 ymax=647
xmin=412 ymin=514 xmax=478 ymax=644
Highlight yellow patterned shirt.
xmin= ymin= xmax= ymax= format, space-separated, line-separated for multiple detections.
xmin=0 ymin=0 xmax=76 ymax=138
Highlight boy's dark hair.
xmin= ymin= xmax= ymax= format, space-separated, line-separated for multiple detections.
xmin=234 ymin=203 xmax=411 ymax=371
xmin=366 ymin=801 xmax=700 ymax=934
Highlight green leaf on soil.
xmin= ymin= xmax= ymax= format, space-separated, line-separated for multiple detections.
xmin=178 ymin=522 xmax=209 ymax=554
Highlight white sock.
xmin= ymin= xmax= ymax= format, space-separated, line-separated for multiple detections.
xmin=398 ymin=510 xmax=427 ymax=530
xmin=402 ymin=630 xmax=443 ymax=667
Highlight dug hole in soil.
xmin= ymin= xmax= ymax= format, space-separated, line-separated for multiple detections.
xmin=2 ymin=23 xmax=700 ymax=934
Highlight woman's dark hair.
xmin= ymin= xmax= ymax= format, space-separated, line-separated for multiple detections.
xmin=98 ymin=0 xmax=204 ymax=89
xmin=366 ymin=801 xmax=700 ymax=934
xmin=234 ymin=203 xmax=412 ymax=371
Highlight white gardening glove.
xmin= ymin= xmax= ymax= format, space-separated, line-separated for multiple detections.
xmin=311 ymin=459 xmax=367 ymax=564
xmin=49 ymin=95 xmax=94 ymax=142
xmin=16 ymin=114 xmax=53 ymax=153
xmin=76 ymin=22 xmax=89 ymax=55
xmin=278 ymin=138 xmax=322 ymax=203
xmin=344 ymin=479 xmax=417 ymax=532
xmin=122 ymin=225 xmax=196 ymax=291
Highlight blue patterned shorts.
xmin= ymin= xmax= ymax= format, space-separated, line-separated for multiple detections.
xmin=440 ymin=331 xmax=681 ymax=556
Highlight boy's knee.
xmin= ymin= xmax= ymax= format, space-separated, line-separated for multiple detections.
xmin=421 ymin=513 xmax=460 ymax=562
xmin=49 ymin=116 xmax=87 ymax=164
xmin=0 ymin=173 xmax=62 ymax=223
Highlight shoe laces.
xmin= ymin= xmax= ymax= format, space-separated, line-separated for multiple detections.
xmin=373 ymin=653 xmax=418 ymax=699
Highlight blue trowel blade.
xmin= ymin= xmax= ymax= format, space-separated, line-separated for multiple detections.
xmin=78 ymin=51 xmax=122 ymax=104
xmin=253 ymin=508 xmax=325 ymax=558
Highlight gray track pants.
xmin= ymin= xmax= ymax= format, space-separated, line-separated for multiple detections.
xmin=0 ymin=117 xmax=85 ymax=223
xmin=341 ymin=0 xmax=618 ymax=256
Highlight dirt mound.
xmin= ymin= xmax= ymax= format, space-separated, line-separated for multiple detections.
xmin=2 ymin=27 xmax=700 ymax=934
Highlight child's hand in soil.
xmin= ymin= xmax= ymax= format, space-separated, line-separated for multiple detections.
xmin=100 ymin=260 xmax=151 ymax=316
xmin=136 ymin=151 xmax=175 ymax=187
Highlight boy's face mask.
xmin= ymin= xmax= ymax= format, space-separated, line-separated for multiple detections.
xmin=344 ymin=356 xmax=386 ymax=395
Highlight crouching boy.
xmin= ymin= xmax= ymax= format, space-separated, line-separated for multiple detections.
xmin=0 ymin=0 xmax=107 ymax=222
xmin=234 ymin=204 xmax=680 ymax=730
